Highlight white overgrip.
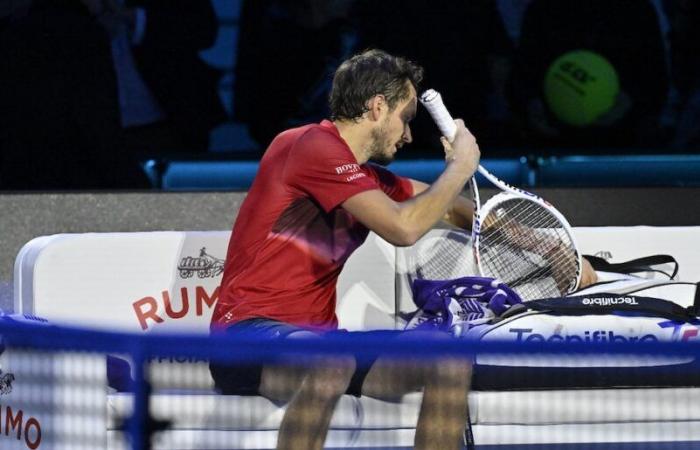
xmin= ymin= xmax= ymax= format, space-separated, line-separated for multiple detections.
xmin=419 ymin=89 xmax=458 ymax=142
xmin=420 ymin=89 xmax=492 ymax=181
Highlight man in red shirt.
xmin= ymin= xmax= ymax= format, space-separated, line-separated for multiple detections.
xmin=211 ymin=49 xmax=480 ymax=450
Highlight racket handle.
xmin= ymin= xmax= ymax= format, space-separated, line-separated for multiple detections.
xmin=420 ymin=89 xmax=490 ymax=179
xmin=419 ymin=89 xmax=457 ymax=142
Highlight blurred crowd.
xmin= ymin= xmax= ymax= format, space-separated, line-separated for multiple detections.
xmin=1 ymin=0 xmax=699 ymax=189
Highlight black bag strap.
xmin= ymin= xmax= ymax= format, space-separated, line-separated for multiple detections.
xmin=527 ymin=293 xmax=697 ymax=322
xmin=689 ymin=282 xmax=700 ymax=316
xmin=584 ymin=254 xmax=679 ymax=279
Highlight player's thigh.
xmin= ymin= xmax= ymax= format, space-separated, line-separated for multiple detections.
xmin=359 ymin=330 xmax=433 ymax=400
xmin=258 ymin=329 xmax=319 ymax=402
xmin=360 ymin=330 xmax=467 ymax=400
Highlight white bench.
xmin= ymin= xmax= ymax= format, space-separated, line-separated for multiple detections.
xmin=10 ymin=227 xmax=700 ymax=449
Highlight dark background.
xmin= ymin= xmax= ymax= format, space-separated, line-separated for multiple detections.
xmin=1 ymin=0 xmax=699 ymax=190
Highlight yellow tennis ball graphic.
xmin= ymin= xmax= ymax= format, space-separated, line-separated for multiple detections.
xmin=544 ymin=50 xmax=620 ymax=127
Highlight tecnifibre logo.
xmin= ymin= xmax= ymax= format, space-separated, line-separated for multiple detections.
xmin=509 ymin=328 xmax=658 ymax=343
xmin=582 ymin=296 xmax=639 ymax=306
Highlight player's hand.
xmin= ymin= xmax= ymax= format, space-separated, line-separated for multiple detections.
xmin=442 ymin=119 xmax=480 ymax=177
xmin=579 ymin=257 xmax=598 ymax=288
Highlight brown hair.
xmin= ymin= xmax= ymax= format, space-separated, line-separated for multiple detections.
xmin=329 ymin=49 xmax=423 ymax=121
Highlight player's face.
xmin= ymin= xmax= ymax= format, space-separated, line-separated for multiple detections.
xmin=369 ymin=84 xmax=417 ymax=165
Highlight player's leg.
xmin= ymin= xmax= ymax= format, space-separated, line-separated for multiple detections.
xmin=261 ymin=339 xmax=355 ymax=450
xmin=210 ymin=320 xmax=356 ymax=450
xmin=259 ymin=330 xmax=356 ymax=450
xmin=413 ymin=356 xmax=471 ymax=450
xmin=359 ymin=330 xmax=472 ymax=450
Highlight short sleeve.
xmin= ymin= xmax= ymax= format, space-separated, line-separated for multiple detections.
xmin=284 ymin=128 xmax=379 ymax=212
xmin=365 ymin=163 xmax=414 ymax=202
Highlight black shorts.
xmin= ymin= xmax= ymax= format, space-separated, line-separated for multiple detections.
xmin=209 ymin=318 xmax=399 ymax=397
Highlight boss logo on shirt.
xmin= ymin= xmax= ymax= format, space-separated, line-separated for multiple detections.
xmin=334 ymin=163 xmax=360 ymax=174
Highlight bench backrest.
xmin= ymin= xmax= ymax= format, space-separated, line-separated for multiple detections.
xmin=14 ymin=231 xmax=398 ymax=333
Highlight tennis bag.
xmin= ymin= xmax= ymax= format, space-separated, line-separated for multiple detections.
xmin=407 ymin=255 xmax=700 ymax=390
xmin=467 ymin=286 xmax=700 ymax=390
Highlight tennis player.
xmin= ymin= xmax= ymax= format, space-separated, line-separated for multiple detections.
xmin=209 ymin=49 xmax=595 ymax=449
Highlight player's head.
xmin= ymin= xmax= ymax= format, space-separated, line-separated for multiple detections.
xmin=329 ymin=49 xmax=423 ymax=121
xmin=330 ymin=49 xmax=423 ymax=164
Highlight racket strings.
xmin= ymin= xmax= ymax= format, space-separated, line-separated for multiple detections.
xmin=484 ymin=206 xmax=577 ymax=275
xmin=483 ymin=224 xmax=577 ymax=290
xmin=481 ymin=203 xmax=574 ymax=269
xmin=482 ymin=239 xmax=576 ymax=297
xmin=481 ymin=241 xmax=573 ymax=300
xmin=478 ymin=198 xmax=578 ymax=300
xmin=412 ymin=233 xmax=474 ymax=280
xmin=481 ymin=199 xmax=573 ymax=260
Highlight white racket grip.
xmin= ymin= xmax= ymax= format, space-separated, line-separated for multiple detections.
xmin=421 ymin=89 xmax=495 ymax=181
xmin=419 ymin=89 xmax=457 ymax=142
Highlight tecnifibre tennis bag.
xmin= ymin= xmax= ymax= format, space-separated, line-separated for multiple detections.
xmin=406 ymin=253 xmax=700 ymax=390
xmin=466 ymin=273 xmax=700 ymax=390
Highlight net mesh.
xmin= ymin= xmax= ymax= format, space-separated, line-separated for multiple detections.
xmin=2 ymin=320 xmax=700 ymax=450
xmin=478 ymin=196 xmax=579 ymax=300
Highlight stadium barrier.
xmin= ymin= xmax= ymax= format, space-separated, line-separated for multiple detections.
xmin=154 ymin=154 xmax=700 ymax=191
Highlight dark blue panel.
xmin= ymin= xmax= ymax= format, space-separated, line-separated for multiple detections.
xmin=388 ymin=158 xmax=531 ymax=186
xmin=161 ymin=158 xmax=531 ymax=190
xmin=537 ymin=155 xmax=700 ymax=187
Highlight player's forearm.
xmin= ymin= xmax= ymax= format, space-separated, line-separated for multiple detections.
xmin=409 ymin=178 xmax=474 ymax=230
xmin=443 ymin=194 xmax=474 ymax=230
xmin=397 ymin=162 xmax=474 ymax=242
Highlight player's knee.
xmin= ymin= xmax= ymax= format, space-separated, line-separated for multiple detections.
xmin=428 ymin=357 xmax=472 ymax=387
xmin=305 ymin=356 xmax=356 ymax=398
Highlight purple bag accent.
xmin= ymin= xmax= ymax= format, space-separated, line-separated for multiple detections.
xmin=408 ymin=277 xmax=523 ymax=332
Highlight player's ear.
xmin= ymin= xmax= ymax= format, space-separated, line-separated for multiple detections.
xmin=366 ymin=94 xmax=386 ymax=121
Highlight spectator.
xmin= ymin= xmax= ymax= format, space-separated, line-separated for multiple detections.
xmin=0 ymin=0 xmax=148 ymax=189
xmin=234 ymin=0 xmax=359 ymax=149
xmin=667 ymin=0 xmax=700 ymax=149
xmin=0 ymin=0 xmax=225 ymax=190
xmin=90 ymin=0 xmax=226 ymax=157
xmin=353 ymin=0 xmax=514 ymax=152
xmin=0 ymin=0 xmax=31 ymax=31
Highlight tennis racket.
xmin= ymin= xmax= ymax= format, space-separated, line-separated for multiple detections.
xmin=418 ymin=89 xmax=582 ymax=301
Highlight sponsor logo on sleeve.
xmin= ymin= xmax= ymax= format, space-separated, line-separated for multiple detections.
xmin=334 ymin=164 xmax=360 ymax=174
xmin=334 ymin=164 xmax=367 ymax=182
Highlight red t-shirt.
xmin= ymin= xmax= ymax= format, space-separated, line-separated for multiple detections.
xmin=211 ymin=120 xmax=413 ymax=330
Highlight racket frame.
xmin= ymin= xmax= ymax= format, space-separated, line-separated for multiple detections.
xmin=419 ymin=89 xmax=583 ymax=295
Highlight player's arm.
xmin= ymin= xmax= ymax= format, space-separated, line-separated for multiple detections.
xmin=342 ymin=120 xmax=479 ymax=246
xmin=410 ymin=179 xmax=474 ymax=230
